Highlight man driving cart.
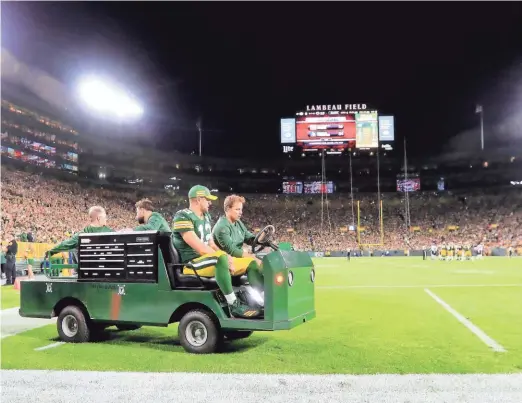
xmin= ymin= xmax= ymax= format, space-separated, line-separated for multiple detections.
xmin=212 ymin=195 xmax=264 ymax=299
xmin=172 ymin=185 xmax=262 ymax=319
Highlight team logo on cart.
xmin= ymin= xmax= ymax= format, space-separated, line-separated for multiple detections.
xmin=118 ymin=285 xmax=126 ymax=296
xmin=46 ymin=283 xmax=53 ymax=293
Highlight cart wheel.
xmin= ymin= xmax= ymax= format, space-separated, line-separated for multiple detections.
xmin=223 ymin=330 xmax=253 ymax=341
xmin=116 ymin=324 xmax=142 ymax=331
xmin=57 ymin=306 xmax=91 ymax=343
xmin=178 ymin=310 xmax=222 ymax=354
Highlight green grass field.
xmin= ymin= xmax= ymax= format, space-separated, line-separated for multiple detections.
xmin=2 ymin=257 xmax=522 ymax=374
xmin=1 ymin=285 xmax=20 ymax=309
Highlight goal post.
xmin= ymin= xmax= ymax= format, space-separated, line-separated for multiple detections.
xmin=356 ymin=199 xmax=384 ymax=247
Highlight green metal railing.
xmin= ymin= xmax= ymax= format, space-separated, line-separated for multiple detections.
xmin=43 ymin=256 xmax=78 ymax=278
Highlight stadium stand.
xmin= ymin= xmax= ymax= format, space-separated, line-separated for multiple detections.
xmin=2 ymin=166 xmax=521 ymax=261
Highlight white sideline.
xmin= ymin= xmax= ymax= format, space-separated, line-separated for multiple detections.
xmin=318 ymin=284 xmax=522 ymax=289
xmin=3 ymin=370 xmax=522 ymax=403
xmin=34 ymin=342 xmax=64 ymax=351
xmin=424 ymin=288 xmax=507 ymax=353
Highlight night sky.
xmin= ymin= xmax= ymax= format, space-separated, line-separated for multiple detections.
xmin=2 ymin=2 xmax=521 ymax=159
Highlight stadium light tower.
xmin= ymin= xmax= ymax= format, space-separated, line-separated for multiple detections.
xmin=77 ymin=76 xmax=144 ymax=119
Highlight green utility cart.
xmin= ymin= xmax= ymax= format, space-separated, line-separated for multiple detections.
xmin=19 ymin=226 xmax=316 ymax=353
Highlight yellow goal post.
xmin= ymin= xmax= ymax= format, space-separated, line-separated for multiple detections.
xmin=356 ymin=200 xmax=384 ymax=247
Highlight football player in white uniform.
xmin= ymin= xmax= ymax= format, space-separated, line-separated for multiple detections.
xmin=476 ymin=243 xmax=484 ymax=260
xmin=430 ymin=243 xmax=438 ymax=260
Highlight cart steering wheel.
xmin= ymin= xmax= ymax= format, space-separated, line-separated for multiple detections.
xmin=252 ymin=224 xmax=278 ymax=254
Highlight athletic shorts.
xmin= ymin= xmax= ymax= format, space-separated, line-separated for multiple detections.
xmin=183 ymin=250 xmax=255 ymax=277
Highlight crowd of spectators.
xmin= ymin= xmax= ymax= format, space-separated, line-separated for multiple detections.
xmin=2 ymin=167 xmax=521 ymax=256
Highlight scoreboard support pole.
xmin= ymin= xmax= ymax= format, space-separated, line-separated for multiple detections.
xmin=357 ymin=201 xmax=361 ymax=245
xmin=380 ymin=199 xmax=384 ymax=245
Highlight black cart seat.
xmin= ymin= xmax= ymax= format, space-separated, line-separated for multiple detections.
xmin=158 ymin=234 xmax=246 ymax=289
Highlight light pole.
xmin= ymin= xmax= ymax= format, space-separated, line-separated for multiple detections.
xmin=476 ymin=104 xmax=484 ymax=151
xmin=196 ymin=118 xmax=202 ymax=157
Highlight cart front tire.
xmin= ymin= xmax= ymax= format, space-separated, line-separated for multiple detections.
xmin=57 ymin=305 xmax=91 ymax=343
xmin=178 ymin=310 xmax=222 ymax=354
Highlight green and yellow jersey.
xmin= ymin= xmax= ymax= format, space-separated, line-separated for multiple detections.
xmin=172 ymin=208 xmax=212 ymax=263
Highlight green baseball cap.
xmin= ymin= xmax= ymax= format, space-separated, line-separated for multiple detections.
xmin=188 ymin=185 xmax=217 ymax=200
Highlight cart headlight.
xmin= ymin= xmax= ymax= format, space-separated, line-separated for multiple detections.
xmin=310 ymin=268 xmax=315 ymax=283
xmin=288 ymin=271 xmax=294 ymax=286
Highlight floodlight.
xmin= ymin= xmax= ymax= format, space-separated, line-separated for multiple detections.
xmin=77 ymin=77 xmax=143 ymax=119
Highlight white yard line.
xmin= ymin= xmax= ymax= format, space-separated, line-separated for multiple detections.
xmin=424 ymin=288 xmax=506 ymax=353
xmin=318 ymin=284 xmax=522 ymax=289
xmin=0 ymin=307 xmax=20 ymax=314
xmin=34 ymin=342 xmax=64 ymax=351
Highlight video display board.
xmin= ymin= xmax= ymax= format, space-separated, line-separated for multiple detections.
xmin=304 ymin=181 xmax=335 ymax=194
xmin=1 ymin=146 xmax=78 ymax=172
xmin=1 ymin=101 xmax=80 ymax=173
xmin=355 ymin=111 xmax=379 ymax=149
xmin=295 ymin=115 xmax=356 ymax=150
xmin=282 ymin=181 xmax=303 ymax=194
xmin=396 ymin=178 xmax=421 ymax=192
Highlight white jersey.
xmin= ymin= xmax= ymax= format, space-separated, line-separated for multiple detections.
xmin=476 ymin=244 xmax=484 ymax=254
xmin=431 ymin=245 xmax=438 ymax=253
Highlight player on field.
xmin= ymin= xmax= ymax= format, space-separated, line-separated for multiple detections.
xmin=464 ymin=244 xmax=472 ymax=260
xmin=212 ymin=195 xmax=265 ymax=299
xmin=172 ymin=185 xmax=262 ymax=319
xmin=440 ymin=244 xmax=447 ymax=261
xmin=447 ymin=244 xmax=454 ymax=261
xmin=430 ymin=242 xmax=438 ymax=260
xmin=476 ymin=243 xmax=484 ymax=259
xmin=456 ymin=245 xmax=463 ymax=261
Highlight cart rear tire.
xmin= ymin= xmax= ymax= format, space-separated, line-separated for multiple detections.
xmin=224 ymin=330 xmax=253 ymax=341
xmin=178 ymin=310 xmax=222 ymax=354
xmin=57 ymin=306 xmax=91 ymax=343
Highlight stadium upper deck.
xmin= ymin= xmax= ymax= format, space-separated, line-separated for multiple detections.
xmin=2 ymin=83 xmax=521 ymax=194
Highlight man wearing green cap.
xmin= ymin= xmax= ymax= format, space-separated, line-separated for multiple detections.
xmin=172 ymin=185 xmax=262 ymax=319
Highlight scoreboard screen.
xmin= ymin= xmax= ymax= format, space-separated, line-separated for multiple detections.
xmin=304 ymin=181 xmax=334 ymax=194
xmin=355 ymin=111 xmax=379 ymax=149
xmin=295 ymin=115 xmax=356 ymax=150
xmin=282 ymin=181 xmax=303 ymax=194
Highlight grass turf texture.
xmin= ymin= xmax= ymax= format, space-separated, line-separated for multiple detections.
xmin=1 ymin=285 xmax=20 ymax=309
xmin=2 ymin=257 xmax=522 ymax=374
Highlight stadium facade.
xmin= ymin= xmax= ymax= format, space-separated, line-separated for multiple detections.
xmin=1 ymin=85 xmax=521 ymax=195
xmin=1 ymin=83 xmax=80 ymax=174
